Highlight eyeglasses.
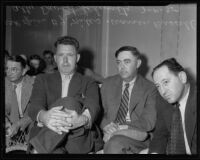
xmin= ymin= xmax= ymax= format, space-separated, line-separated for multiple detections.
xmin=5 ymin=67 xmax=20 ymax=73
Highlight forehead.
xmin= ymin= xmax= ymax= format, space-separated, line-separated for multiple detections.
xmin=56 ymin=44 xmax=76 ymax=53
xmin=117 ymin=51 xmax=137 ymax=60
xmin=153 ymin=65 xmax=174 ymax=81
xmin=30 ymin=59 xmax=40 ymax=64
xmin=6 ymin=60 xmax=22 ymax=68
xmin=44 ymin=54 xmax=52 ymax=58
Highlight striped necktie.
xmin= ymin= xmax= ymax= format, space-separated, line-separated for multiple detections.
xmin=166 ymin=103 xmax=186 ymax=154
xmin=114 ymin=83 xmax=130 ymax=124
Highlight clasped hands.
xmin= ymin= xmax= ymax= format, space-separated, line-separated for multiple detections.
xmin=103 ymin=122 xmax=128 ymax=142
xmin=40 ymin=106 xmax=87 ymax=135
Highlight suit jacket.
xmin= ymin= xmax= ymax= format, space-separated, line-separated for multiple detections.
xmin=149 ymin=84 xmax=197 ymax=154
xmin=100 ymin=74 xmax=157 ymax=134
xmin=28 ymin=71 xmax=103 ymax=153
xmin=5 ymin=75 xmax=35 ymax=124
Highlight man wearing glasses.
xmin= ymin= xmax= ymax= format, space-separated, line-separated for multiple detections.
xmin=5 ymin=55 xmax=34 ymax=141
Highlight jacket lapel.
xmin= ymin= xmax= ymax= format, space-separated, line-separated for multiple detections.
xmin=184 ymin=84 xmax=196 ymax=147
xmin=51 ymin=71 xmax=62 ymax=100
xmin=67 ymin=72 xmax=82 ymax=97
xmin=21 ymin=76 xmax=33 ymax=113
xmin=113 ymin=77 xmax=123 ymax=117
xmin=129 ymin=75 xmax=143 ymax=114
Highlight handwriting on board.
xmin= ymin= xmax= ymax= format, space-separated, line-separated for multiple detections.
xmin=6 ymin=6 xmax=196 ymax=31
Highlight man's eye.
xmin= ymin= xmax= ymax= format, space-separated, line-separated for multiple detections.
xmin=124 ymin=60 xmax=130 ymax=64
xmin=163 ymin=80 xmax=168 ymax=85
xmin=116 ymin=61 xmax=120 ymax=65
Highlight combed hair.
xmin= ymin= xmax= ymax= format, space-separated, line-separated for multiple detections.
xmin=152 ymin=57 xmax=185 ymax=77
xmin=7 ymin=55 xmax=26 ymax=68
xmin=115 ymin=46 xmax=141 ymax=58
xmin=54 ymin=36 xmax=79 ymax=52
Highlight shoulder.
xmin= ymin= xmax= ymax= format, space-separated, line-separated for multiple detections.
xmin=103 ymin=74 xmax=120 ymax=84
xmin=74 ymin=72 xmax=95 ymax=84
xmin=24 ymin=75 xmax=35 ymax=84
xmin=35 ymin=71 xmax=60 ymax=81
xmin=136 ymin=74 xmax=155 ymax=90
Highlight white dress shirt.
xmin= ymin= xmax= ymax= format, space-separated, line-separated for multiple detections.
xmin=179 ymin=85 xmax=191 ymax=154
xmin=13 ymin=81 xmax=23 ymax=118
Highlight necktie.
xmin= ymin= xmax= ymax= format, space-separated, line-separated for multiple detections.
xmin=114 ymin=83 xmax=130 ymax=124
xmin=10 ymin=85 xmax=20 ymax=123
xmin=166 ymin=103 xmax=186 ymax=154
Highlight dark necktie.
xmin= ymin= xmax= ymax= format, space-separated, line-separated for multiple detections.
xmin=166 ymin=103 xmax=186 ymax=154
xmin=114 ymin=83 xmax=130 ymax=125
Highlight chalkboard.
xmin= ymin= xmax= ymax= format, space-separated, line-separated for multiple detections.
xmin=6 ymin=6 xmax=196 ymax=31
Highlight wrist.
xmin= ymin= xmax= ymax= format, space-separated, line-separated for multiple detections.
xmin=38 ymin=110 xmax=46 ymax=124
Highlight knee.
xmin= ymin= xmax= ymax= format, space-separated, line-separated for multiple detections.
xmin=104 ymin=135 xmax=124 ymax=154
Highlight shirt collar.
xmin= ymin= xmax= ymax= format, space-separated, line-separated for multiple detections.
xmin=60 ymin=72 xmax=74 ymax=81
xmin=179 ymin=84 xmax=190 ymax=109
xmin=12 ymin=79 xmax=23 ymax=88
xmin=122 ymin=76 xmax=137 ymax=87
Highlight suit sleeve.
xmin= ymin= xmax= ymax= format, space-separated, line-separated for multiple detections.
xmin=148 ymin=95 xmax=170 ymax=154
xmin=83 ymin=78 xmax=100 ymax=125
xmin=28 ymin=75 xmax=47 ymax=121
xmin=128 ymin=87 xmax=157 ymax=132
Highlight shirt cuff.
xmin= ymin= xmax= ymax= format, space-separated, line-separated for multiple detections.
xmin=82 ymin=108 xmax=91 ymax=128
xmin=36 ymin=110 xmax=44 ymax=127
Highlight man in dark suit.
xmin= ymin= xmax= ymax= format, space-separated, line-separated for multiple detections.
xmin=100 ymin=46 xmax=157 ymax=153
xmin=146 ymin=58 xmax=196 ymax=154
xmin=27 ymin=36 xmax=103 ymax=153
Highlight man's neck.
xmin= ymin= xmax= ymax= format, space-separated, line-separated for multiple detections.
xmin=178 ymin=83 xmax=190 ymax=103
xmin=12 ymin=76 xmax=24 ymax=85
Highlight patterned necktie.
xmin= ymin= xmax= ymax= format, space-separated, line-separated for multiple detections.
xmin=166 ymin=103 xmax=186 ymax=154
xmin=114 ymin=83 xmax=130 ymax=124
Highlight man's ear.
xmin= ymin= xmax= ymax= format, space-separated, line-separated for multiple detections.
xmin=76 ymin=54 xmax=80 ymax=63
xmin=136 ymin=59 xmax=142 ymax=69
xmin=178 ymin=71 xmax=187 ymax=83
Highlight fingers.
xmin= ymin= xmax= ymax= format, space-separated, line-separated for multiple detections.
xmin=57 ymin=126 xmax=69 ymax=133
xmin=103 ymin=122 xmax=119 ymax=134
xmin=48 ymin=110 xmax=72 ymax=120
xmin=47 ymin=124 xmax=63 ymax=135
xmin=51 ymin=118 xmax=72 ymax=127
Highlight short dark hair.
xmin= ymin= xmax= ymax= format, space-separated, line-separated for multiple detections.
xmin=29 ymin=54 xmax=42 ymax=61
xmin=54 ymin=36 xmax=79 ymax=52
xmin=6 ymin=55 xmax=26 ymax=68
xmin=152 ymin=58 xmax=185 ymax=78
xmin=115 ymin=46 xmax=141 ymax=58
xmin=43 ymin=50 xmax=54 ymax=56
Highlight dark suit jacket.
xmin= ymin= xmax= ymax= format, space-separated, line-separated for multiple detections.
xmin=100 ymin=74 xmax=157 ymax=135
xmin=28 ymin=71 xmax=103 ymax=153
xmin=149 ymin=84 xmax=197 ymax=154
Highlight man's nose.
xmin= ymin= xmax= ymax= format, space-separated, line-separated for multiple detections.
xmin=63 ymin=56 xmax=68 ymax=63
